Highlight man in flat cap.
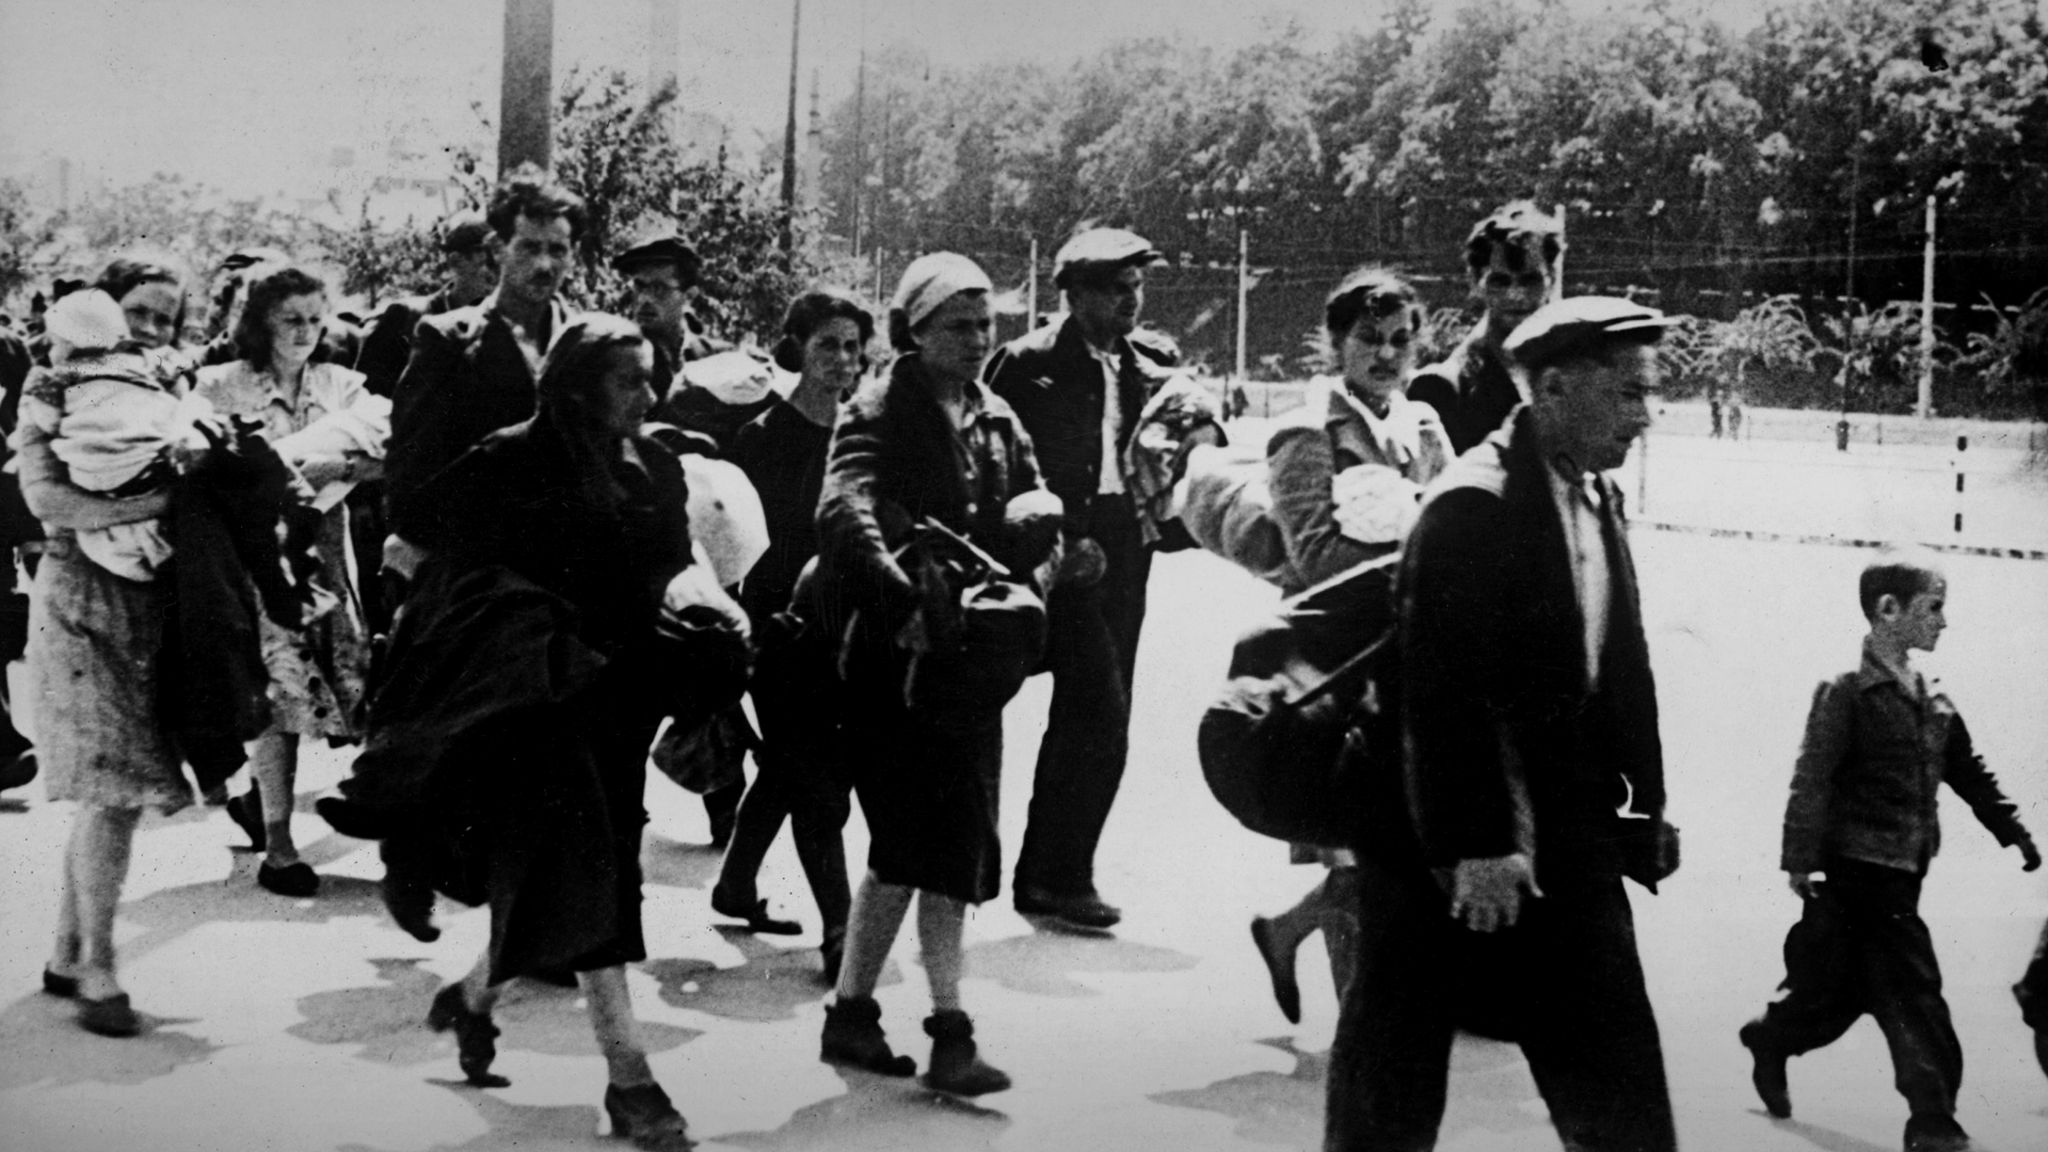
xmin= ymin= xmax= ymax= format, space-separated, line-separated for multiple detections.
xmin=1325 ymin=297 xmax=1681 ymax=1151
xmin=1409 ymin=200 xmax=1566 ymax=455
xmin=353 ymin=211 xmax=499 ymax=398
xmin=983 ymin=226 xmax=1179 ymax=931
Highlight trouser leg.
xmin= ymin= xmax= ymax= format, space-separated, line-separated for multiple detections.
xmin=1324 ymin=855 xmax=1455 ymax=1152
xmin=1841 ymin=864 xmax=1962 ymax=1119
xmin=1747 ymin=877 xmax=1865 ymax=1057
xmin=1515 ymin=878 xmax=1677 ymax=1152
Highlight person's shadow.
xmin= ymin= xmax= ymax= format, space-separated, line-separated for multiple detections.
xmin=640 ymin=926 xmax=835 ymax=1023
xmin=711 ymin=1067 xmax=1010 ymax=1151
xmin=961 ymin=929 xmax=1198 ymax=998
xmin=1149 ymin=1035 xmax=1326 ymax=1148
xmin=639 ymin=830 xmax=723 ymax=892
xmin=0 ymin=990 xmax=218 ymax=1092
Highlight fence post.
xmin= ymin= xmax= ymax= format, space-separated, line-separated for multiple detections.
xmin=1953 ymin=434 xmax=1968 ymax=535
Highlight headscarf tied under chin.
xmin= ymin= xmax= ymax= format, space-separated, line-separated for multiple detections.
xmin=534 ymin=313 xmax=649 ymax=510
xmin=888 ymin=252 xmax=992 ymax=343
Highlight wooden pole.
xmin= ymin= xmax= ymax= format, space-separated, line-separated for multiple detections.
xmin=499 ymin=0 xmax=554 ymax=175
xmin=1917 ymin=195 xmax=1936 ymax=418
xmin=1026 ymin=236 xmax=1039 ymax=329
xmin=780 ymin=0 xmax=801 ymax=252
xmin=1235 ymin=224 xmax=1249 ymax=383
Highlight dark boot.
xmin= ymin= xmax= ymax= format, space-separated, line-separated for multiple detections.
xmin=1903 ymin=1113 xmax=1971 ymax=1152
xmin=1738 ymin=1020 xmax=1791 ymax=1119
xmin=819 ymin=996 xmax=915 ymax=1076
xmin=921 ymin=1009 xmax=1010 ymax=1096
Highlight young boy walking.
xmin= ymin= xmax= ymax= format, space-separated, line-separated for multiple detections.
xmin=1740 ymin=554 xmax=2040 ymax=1152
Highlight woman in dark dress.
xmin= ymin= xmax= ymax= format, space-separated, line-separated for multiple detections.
xmin=711 ymin=289 xmax=874 ymax=982
xmin=337 ymin=315 xmax=706 ymax=1149
xmin=812 ymin=254 xmax=1060 ymax=1096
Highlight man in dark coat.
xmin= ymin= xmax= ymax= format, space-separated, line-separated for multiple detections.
xmin=1324 ymin=297 xmax=1682 ymax=1152
xmin=352 ymin=212 xmax=499 ymax=398
xmin=983 ymin=227 xmax=1178 ymax=930
xmin=1408 ymin=201 xmax=1565 ymax=455
xmin=385 ymin=166 xmax=584 ymax=577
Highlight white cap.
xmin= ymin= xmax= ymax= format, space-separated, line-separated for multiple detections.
xmin=45 ymin=289 xmax=130 ymax=354
xmin=890 ymin=252 xmax=992 ymax=330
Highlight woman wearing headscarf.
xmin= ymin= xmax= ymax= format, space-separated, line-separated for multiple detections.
xmin=196 ymin=262 xmax=388 ymax=897
xmin=19 ymin=255 xmax=197 ymax=1037
xmin=330 ymin=314 xmax=712 ymax=1149
xmin=812 ymin=254 xmax=1061 ymax=1096
xmin=709 ymin=289 xmax=874 ymax=982
xmin=1249 ymin=267 xmax=1450 ymax=1025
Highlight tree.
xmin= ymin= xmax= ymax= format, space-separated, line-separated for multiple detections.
xmin=1960 ymin=288 xmax=2048 ymax=420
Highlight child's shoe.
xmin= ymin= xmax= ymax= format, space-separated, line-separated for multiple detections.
xmin=819 ymin=996 xmax=915 ymax=1076
xmin=920 ymin=1009 xmax=1010 ymax=1096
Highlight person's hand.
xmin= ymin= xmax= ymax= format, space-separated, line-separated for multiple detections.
xmin=1449 ymin=854 xmax=1541 ymax=933
xmin=1788 ymin=871 xmax=1822 ymax=900
xmin=2017 ymin=833 xmax=2042 ymax=872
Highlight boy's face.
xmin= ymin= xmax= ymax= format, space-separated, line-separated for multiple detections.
xmin=1883 ymin=579 xmax=1948 ymax=652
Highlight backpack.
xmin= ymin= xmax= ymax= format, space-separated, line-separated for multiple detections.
xmin=1198 ymin=553 xmax=1404 ymax=850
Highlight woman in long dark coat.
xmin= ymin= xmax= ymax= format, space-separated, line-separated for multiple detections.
xmin=335 ymin=314 xmax=708 ymax=1149
xmin=812 ymin=253 xmax=1060 ymax=1097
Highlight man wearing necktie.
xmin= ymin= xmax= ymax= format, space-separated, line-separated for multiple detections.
xmin=1325 ymin=297 xmax=1683 ymax=1151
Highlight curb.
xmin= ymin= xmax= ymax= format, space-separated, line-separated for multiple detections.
xmin=1636 ymin=519 xmax=2048 ymax=562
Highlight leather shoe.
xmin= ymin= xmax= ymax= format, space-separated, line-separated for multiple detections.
xmin=1014 ymin=885 xmax=1121 ymax=930
xmin=258 ymin=860 xmax=320 ymax=898
xmin=0 ymin=751 xmax=36 ymax=793
xmin=76 ymin=993 xmax=141 ymax=1037
xmin=710 ymin=887 xmax=803 ymax=935
xmin=1903 ymin=1113 xmax=1971 ymax=1152
xmin=1249 ymin=917 xmax=1302 ymax=1025
xmin=42 ymin=967 xmax=79 ymax=999
xmin=1739 ymin=1021 xmax=1791 ymax=1119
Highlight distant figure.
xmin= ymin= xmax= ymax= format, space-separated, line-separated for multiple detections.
xmin=1740 ymin=553 xmax=2037 ymax=1152
xmin=352 ymin=211 xmax=499 ymax=398
xmin=1408 ymin=201 xmax=1565 ymax=455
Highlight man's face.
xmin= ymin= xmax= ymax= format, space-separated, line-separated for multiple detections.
xmin=627 ymin=263 xmax=689 ymax=347
xmin=497 ymin=213 xmax=573 ymax=307
xmin=444 ymin=246 xmax=499 ymax=305
xmin=1534 ymin=343 xmax=1655 ymax=475
xmin=1069 ymin=265 xmax=1144 ymax=341
xmin=1475 ymin=240 xmax=1554 ymax=340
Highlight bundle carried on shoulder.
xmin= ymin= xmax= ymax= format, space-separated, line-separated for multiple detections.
xmin=1198 ymin=553 xmax=1405 ymax=851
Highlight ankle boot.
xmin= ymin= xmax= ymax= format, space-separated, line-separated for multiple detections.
xmin=921 ymin=1009 xmax=1010 ymax=1096
xmin=819 ymin=996 xmax=915 ymax=1076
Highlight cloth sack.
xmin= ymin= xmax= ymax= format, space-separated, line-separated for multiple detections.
xmin=651 ymin=704 xmax=757 ymax=795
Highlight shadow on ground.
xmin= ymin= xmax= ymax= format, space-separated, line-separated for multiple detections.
xmin=713 ymin=1068 xmax=1010 ymax=1151
xmin=0 ymin=990 xmax=219 ymax=1091
xmin=642 ymin=926 xmax=832 ymax=1023
xmin=1150 ymin=1036 xmax=1326 ymax=1148
xmin=640 ymin=832 xmax=723 ymax=892
xmin=962 ymin=929 xmax=1198 ymax=998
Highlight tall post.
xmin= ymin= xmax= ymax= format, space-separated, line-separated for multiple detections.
xmin=850 ymin=45 xmax=866 ymax=260
xmin=1917 ymin=195 xmax=1936 ymax=419
xmin=1553 ymin=201 xmax=1567 ymax=296
xmin=499 ymin=0 xmax=555 ymax=175
xmin=1025 ymin=236 xmax=1039 ymax=329
xmin=1235 ymin=224 xmax=1249 ymax=383
xmin=779 ymin=0 xmax=801 ymax=252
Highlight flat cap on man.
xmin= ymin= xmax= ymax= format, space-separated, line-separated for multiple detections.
xmin=439 ymin=211 xmax=493 ymax=254
xmin=611 ymin=231 xmax=701 ymax=280
xmin=219 ymin=246 xmax=290 ymax=273
xmin=1053 ymin=228 xmax=1163 ymax=285
xmin=1503 ymin=296 xmax=1675 ymax=374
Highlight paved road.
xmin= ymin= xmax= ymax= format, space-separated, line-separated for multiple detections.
xmin=2 ymin=532 xmax=2045 ymax=1152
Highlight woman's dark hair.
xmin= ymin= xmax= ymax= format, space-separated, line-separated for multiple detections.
xmin=1323 ymin=266 xmax=1421 ymax=347
xmin=486 ymin=164 xmax=590 ymax=243
xmin=537 ymin=313 xmax=648 ymax=440
xmin=232 ymin=263 xmax=328 ymax=366
xmin=773 ymin=289 xmax=875 ymax=373
xmin=1464 ymin=200 xmax=1565 ymax=276
xmin=93 ymin=256 xmax=188 ymax=342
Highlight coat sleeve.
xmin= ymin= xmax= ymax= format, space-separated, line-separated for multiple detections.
xmin=1941 ymin=709 xmax=2028 ymax=847
xmin=386 ymin=319 xmax=462 ymax=540
xmin=1266 ymin=415 xmax=1381 ymax=589
xmin=1780 ymin=676 xmax=1852 ymax=874
xmin=353 ymin=301 xmax=419 ymax=398
xmin=1398 ymin=488 xmax=1528 ymax=866
xmin=815 ymin=388 xmax=919 ymax=622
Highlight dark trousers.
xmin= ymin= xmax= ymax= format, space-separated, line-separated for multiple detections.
xmin=1014 ymin=495 xmax=1150 ymax=896
xmin=715 ymin=646 xmax=854 ymax=948
xmin=1746 ymin=857 xmax=1961 ymax=1118
xmin=1325 ymin=854 xmax=1676 ymax=1152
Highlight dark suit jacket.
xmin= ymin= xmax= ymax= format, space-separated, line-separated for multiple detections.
xmin=984 ymin=316 xmax=1177 ymax=538
xmin=354 ymin=287 xmax=458 ymax=398
xmin=1408 ymin=325 xmax=1523 ymax=457
xmin=1396 ymin=405 xmax=1666 ymax=883
xmin=386 ymin=301 xmax=564 ymax=544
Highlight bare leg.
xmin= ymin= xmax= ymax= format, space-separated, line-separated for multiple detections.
xmin=580 ymin=965 xmax=655 ymax=1087
xmin=917 ymin=889 xmax=967 ymax=1013
xmin=1323 ymin=866 xmax=1362 ymax=1002
xmin=248 ymin=731 xmax=301 ymax=866
xmin=834 ymin=871 xmax=914 ymax=1001
xmin=63 ymin=804 xmax=143 ymax=1000
xmin=48 ymin=825 xmax=82 ymax=978
xmin=1264 ymin=874 xmax=1331 ymax=958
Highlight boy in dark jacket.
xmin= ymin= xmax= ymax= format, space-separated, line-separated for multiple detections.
xmin=1740 ymin=553 xmax=2039 ymax=1152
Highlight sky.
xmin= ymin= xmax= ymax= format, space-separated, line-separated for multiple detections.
xmin=0 ymin=0 xmax=1771 ymax=207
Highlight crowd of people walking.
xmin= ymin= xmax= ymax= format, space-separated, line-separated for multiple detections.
xmin=4 ymin=164 xmax=2046 ymax=1152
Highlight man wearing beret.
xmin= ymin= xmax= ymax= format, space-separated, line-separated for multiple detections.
xmin=1408 ymin=201 xmax=1566 ymax=455
xmin=1325 ymin=298 xmax=1681 ymax=1151
xmin=352 ymin=212 xmax=499 ymax=398
xmin=984 ymin=226 xmax=1180 ymax=931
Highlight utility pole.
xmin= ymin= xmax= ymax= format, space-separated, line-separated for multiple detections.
xmin=1235 ymin=224 xmax=1249 ymax=383
xmin=1917 ymin=195 xmax=1936 ymax=419
xmin=499 ymin=0 xmax=554 ymax=175
xmin=779 ymin=0 xmax=801 ymax=252
xmin=851 ymin=45 xmax=865 ymax=259
xmin=1025 ymin=236 xmax=1039 ymax=329
xmin=1553 ymin=202 xmax=1567 ymax=295
xmin=1838 ymin=99 xmax=1864 ymax=451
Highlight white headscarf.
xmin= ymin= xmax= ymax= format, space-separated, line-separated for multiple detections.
xmin=890 ymin=252 xmax=992 ymax=330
